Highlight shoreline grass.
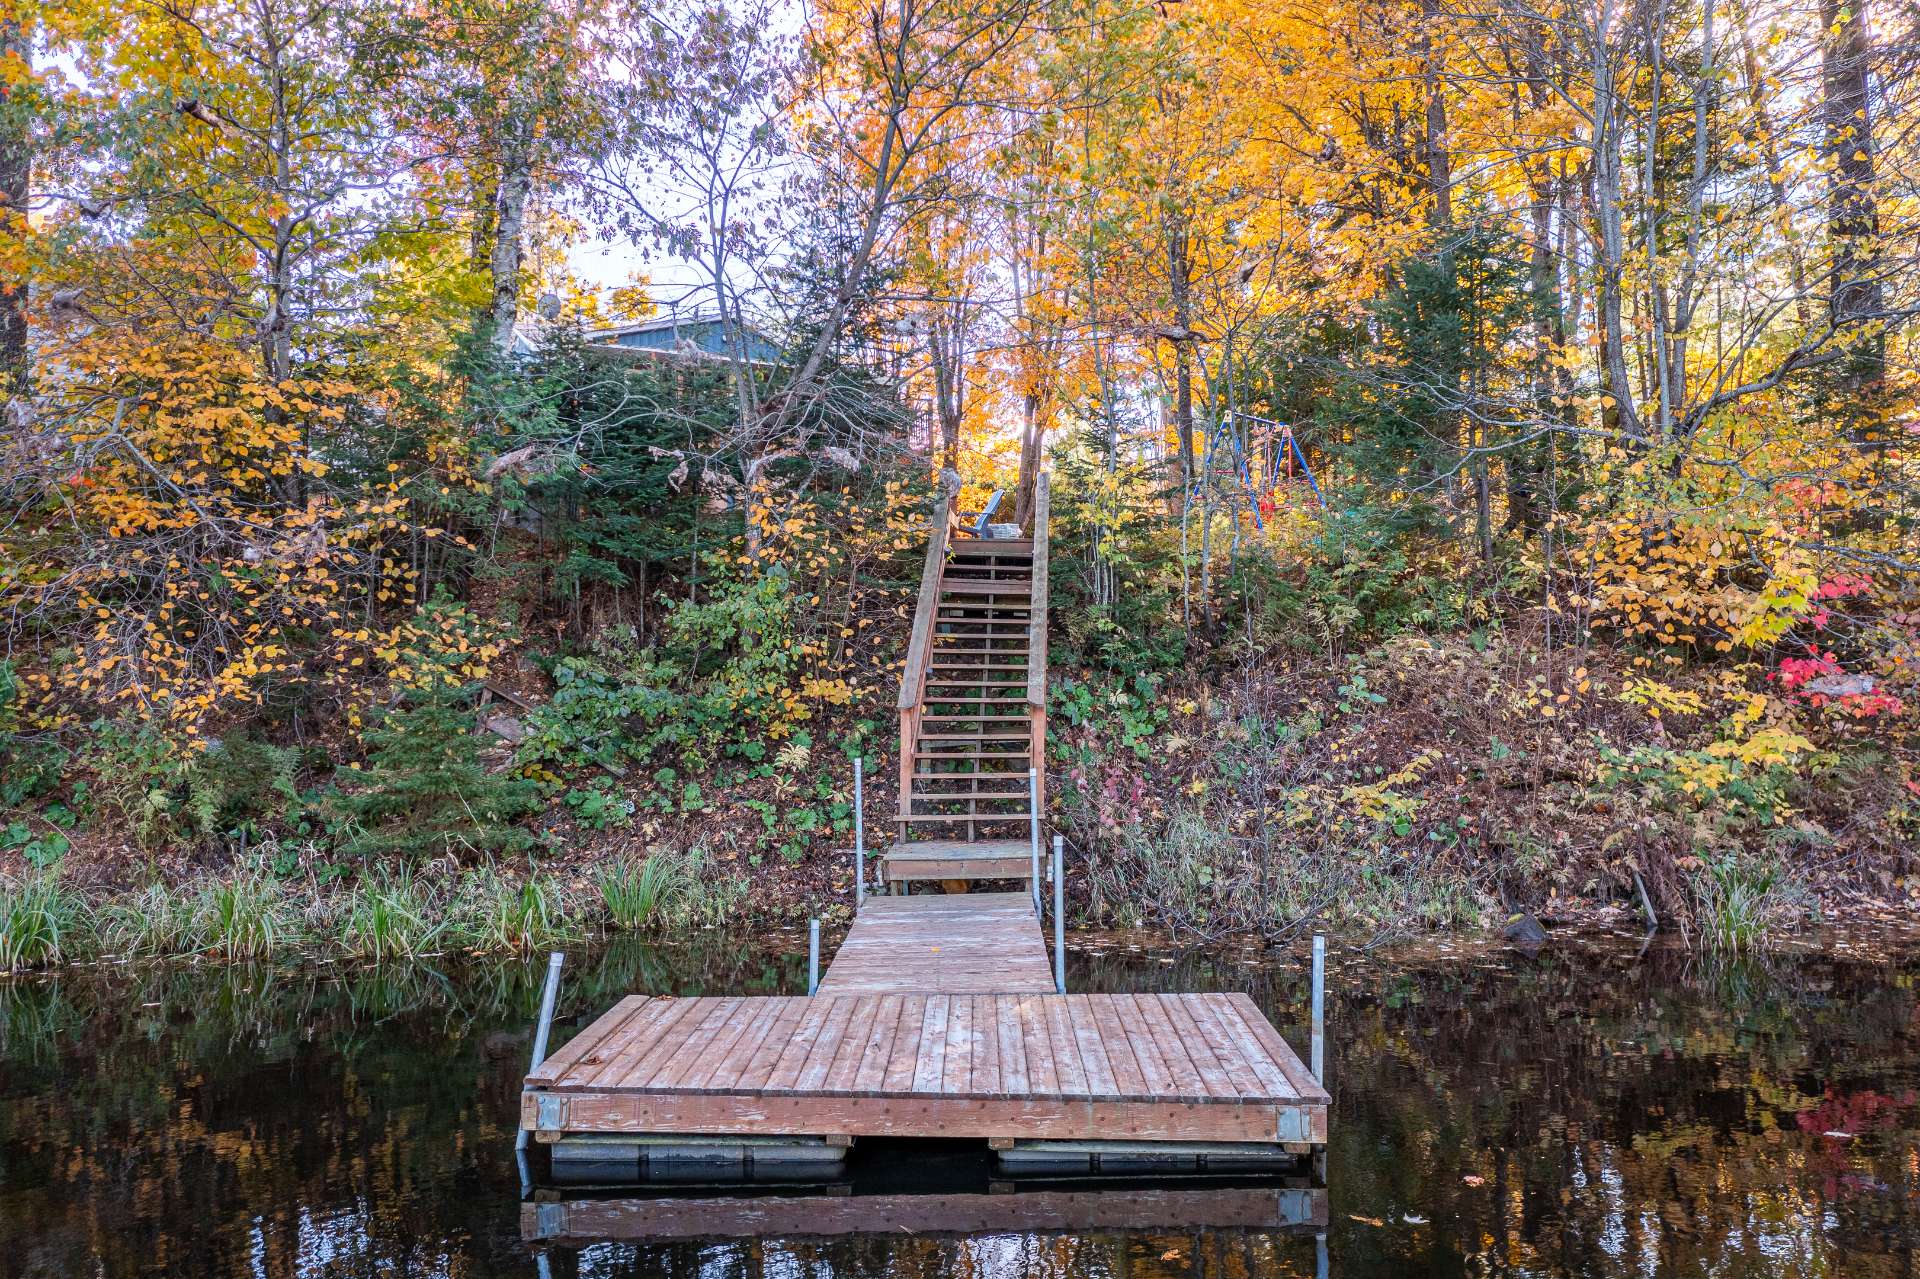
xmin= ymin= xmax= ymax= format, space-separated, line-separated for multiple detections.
xmin=2 ymin=857 xmax=619 ymax=971
xmin=0 ymin=835 xmax=1839 ymax=973
xmin=0 ymin=873 xmax=88 ymax=970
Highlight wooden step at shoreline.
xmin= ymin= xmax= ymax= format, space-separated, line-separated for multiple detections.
xmin=876 ymin=841 xmax=1037 ymax=886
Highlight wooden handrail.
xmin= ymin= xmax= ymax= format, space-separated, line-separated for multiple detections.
xmin=897 ymin=484 xmax=956 ymax=714
xmin=1025 ymin=472 xmax=1049 ymax=710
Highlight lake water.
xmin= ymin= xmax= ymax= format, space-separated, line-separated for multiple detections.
xmin=1 ymin=932 xmax=1915 ymax=1277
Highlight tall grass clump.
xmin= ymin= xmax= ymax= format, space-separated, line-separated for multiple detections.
xmin=596 ymin=853 xmax=690 ymax=931
xmin=193 ymin=862 xmax=297 ymax=959
xmin=1693 ymin=851 xmax=1802 ymax=949
xmin=453 ymin=867 xmax=576 ymax=953
xmin=597 ymin=849 xmax=748 ymax=932
xmin=0 ymin=873 xmax=90 ymax=970
xmin=337 ymin=867 xmax=445 ymax=961
xmin=100 ymin=882 xmax=200 ymax=956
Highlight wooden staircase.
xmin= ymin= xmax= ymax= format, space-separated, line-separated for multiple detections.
xmin=881 ymin=476 xmax=1049 ymax=890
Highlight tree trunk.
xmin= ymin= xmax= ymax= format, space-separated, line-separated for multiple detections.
xmin=1587 ymin=0 xmax=1644 ymax=444
xmin=1821 ymin=0 xmax=1882 ymax=391
xmin=1013 ymin=388 xmax=1041 ymax=528
xmin=0 ymin=8 xmax=29 ymax=392
xmin=1165 ymin=209 xmax=1195 ymax=507
xmin=929 ymin=313 xmax=965 ymax=470
xmin=488 ymin=110 xmax=535 ymax=356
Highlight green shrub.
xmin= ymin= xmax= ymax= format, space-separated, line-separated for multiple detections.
xmin=90 ymin=727 xmax=307 ymax=849
xmin=1 ymin=820 xmax=69 ymax=868
xmin=514 ymin=639 xmax=684 ymax=781
xmin=0 ymin=873 xmax=89 ymax=969
xmin=327 ymin=684 xmax=541 ymax=861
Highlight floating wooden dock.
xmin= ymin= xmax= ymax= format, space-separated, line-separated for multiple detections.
xmin=521 ymin=893 xmax=1328 ymax=1169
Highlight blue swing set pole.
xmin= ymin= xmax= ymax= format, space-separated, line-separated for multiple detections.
xmin=1234 ymin=408 xmax=1327 ymax=509
xmin=1286 ymin=428 xmax=1326 ymax=507
xmin=1222 ymin=412 xmax=1265 ymax=531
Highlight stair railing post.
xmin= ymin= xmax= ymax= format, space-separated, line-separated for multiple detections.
xmin=854 ymin=757 xmax=866 ymax=906
xmin=1027 ymin=766 xmax=1041 ymax=915
xmin=1051 ymin=834 xmax=1065 ymax=995
xmin=808 ymin=919 xmax=821 ymax=996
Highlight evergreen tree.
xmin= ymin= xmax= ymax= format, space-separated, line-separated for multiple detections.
xmin=329 ymin=685 xmax=541 ymax=861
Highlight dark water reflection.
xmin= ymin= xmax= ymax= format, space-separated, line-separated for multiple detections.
xmin=1 ymin=933 xmax=1915 ymax=1277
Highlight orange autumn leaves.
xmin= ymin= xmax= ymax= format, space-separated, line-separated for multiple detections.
xmin=3 ymin=334 xmax=485 ymax=746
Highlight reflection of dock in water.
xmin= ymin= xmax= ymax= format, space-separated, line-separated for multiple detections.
xmin=522 ymin=1184 xmax=1330 ymax=1242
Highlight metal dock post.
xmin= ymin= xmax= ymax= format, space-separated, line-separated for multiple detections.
xmin=1051 ymin=835 xmax=1065 ymax=995
xmin=1310 ymin=934 xmax=1326 ymax=1084
xmin=807 ymin=919 xmax=821 ymax=995
xmin=1028 ymin=767 xmax=1041 ymax=914
xmin=854 ymin=757 xmax=866 ymax=906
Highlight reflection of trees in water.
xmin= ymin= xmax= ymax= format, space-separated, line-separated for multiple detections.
xmin=0 ymin=938 xmax=809 ymax=1278
xmin=0 ymin=936 xmax=1914 ymax=1278
xmin=1079 ymin=936 xmax=1920 ymax=1278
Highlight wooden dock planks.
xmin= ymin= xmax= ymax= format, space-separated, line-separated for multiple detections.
xmin=815 ymin=892 xmax=1054 ymax=995
xmin=524 ymin=991 xmax=1329 ymax=1145
xmin=523 ymin=884 xmax=1329 ymax=1155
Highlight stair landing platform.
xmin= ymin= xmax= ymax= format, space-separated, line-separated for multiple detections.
xmin=521 ymin=893 xmax=1328 ymax=1155
xmin=878 ymin=838 xmax=1034 ymax=888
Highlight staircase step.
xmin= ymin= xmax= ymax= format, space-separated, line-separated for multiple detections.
xmin=929 ymin=662 xmax=1031 ymax=671
xmin=916 ymin=732 xmax=1034 ymax=744
xmin=924 ymin=696 xmax=1027 ymax=704
xmin=938 ymin=582 xmax=1034 ymax=596
xmin=900 ymin=812 xmax=1035 ymax=824
xmin=921 ymin=714 xmax=1032 ymax=723
xmin=950 ymin=539 xmax=1034 ymax=554
xmin=910 ymin=788 xmax=1032 ymax=801
xmin=914 ymin=747 xmax=1033 ymax=758
xmin=911 ymin=773 xmax=1029 ymax=783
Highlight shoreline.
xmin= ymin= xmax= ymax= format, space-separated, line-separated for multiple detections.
xmin=5 ymin=868 xmax=1918 ymax=975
